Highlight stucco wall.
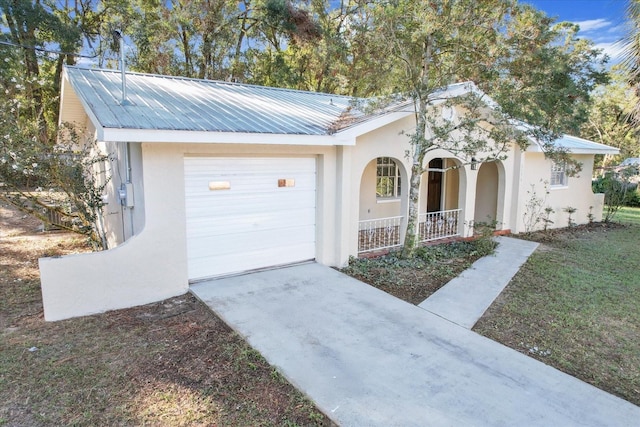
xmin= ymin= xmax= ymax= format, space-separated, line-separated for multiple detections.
xmin=515 ymin=152 xmax=603 ymax=232
xmin=359 ymin=159 xmax=403 ymax=220
xmin=443 ymin=161 xmax=460 ymax=211
xmin=40 ymin=143 xmax=190 ymax=321
xmin=39 ymin=141 xmax=341 ymax=321
xmin=474 ymin=161 xmax=499 ymax=225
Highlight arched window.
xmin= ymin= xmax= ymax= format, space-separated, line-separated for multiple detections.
xmin=376 ymin=157 xmax=401 ymax=198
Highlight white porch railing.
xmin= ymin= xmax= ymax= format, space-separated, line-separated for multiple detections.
xmin=358 ymin=216 xmax=403 ymax=253
xmin=418 ymin=209 xmax=462 ymax=243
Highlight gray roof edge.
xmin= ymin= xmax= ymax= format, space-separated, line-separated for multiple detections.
xmin=526 ymin=135 xmax=620 ymax=155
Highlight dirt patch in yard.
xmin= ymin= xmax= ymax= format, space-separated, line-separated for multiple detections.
xmin=0 ymin=201 xmax=333 ymax=426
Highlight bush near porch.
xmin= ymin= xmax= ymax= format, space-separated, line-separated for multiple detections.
xmin=474 ymin=208 xmax=640 ymax=407
xmin=341 ymin=234 xmax=496 ymax=305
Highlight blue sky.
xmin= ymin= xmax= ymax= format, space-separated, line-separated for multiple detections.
xmin=526 ymin=0 xmax=628 ymax=61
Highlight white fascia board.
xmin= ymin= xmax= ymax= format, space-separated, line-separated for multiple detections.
xmin=526 ymin=145 xmax=620 ymax=155
xmin=570 ymin=147 xmax=619 ymax=155
xmin=335 ymin=111 xmax=414 ymax=139
xmin=57 ymin=70 xmax=70 ymax=126
xmin=101 ymin=127 xmax=354 ymax=146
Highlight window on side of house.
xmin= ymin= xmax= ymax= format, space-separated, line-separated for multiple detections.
xmin=550 ymin=161 xmax=567 ymax=187
xmin=376 ymin=157 xmax=401 ymax=199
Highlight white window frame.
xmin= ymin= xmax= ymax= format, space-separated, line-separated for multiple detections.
xmin=376 ymin=157 xmax=401 ymax=199
xmin=550 ymin=161 xmax=568 ymax=187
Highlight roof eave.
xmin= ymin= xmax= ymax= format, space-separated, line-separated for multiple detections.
xmin=526 ymin=143 xmax=620 ymax=155
xmin=101 ymin=127 xmax=355 ymax=146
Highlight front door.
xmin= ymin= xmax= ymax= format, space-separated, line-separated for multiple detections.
xmin=427 ymin=158 xmax=443 ymax=212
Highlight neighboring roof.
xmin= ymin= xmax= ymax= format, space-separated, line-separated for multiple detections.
xmin=527 ymin=133 xmax=620 ymax=155
xmin=620 ymin=157 xmax=640 ymax=166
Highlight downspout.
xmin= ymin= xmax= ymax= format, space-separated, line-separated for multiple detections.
xmin=126 ymin=142 xmax=134 ymax=238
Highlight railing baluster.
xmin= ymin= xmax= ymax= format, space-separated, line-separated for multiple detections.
xmin=417 ymin=209 xmax=462 ymax=243
xmin=358 ymin=216 xmax=403 ymax=254
xmin=357 ymin=209 xmax=462 ymax=254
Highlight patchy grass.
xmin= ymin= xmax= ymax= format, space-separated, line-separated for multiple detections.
xmin=0 ymin=202 xmax=333 ymax=426
xmin=340 ymin=238 xmax=496 ymax=305
xmin=474 ymin=209 xmax=640 ymax=407
xmin=615 ymin=206 xmax=640 ymax=225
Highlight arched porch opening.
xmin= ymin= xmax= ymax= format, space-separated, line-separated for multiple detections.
xmin=358 ymin=156 xmax=408 ymax=254
xmin=474 ymin=161 xmax=500 ymax=227
xmin=417 ymin=157 xmax=465 ymax=243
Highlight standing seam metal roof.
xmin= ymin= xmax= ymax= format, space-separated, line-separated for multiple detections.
xmin=65 ymin=66 xmax=359 ymax=135
xmin=63 ymin=67 xmax=620 ymax=155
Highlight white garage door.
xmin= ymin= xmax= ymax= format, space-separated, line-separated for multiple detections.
xmin=184 ymin=157 xmax=316 ymax=280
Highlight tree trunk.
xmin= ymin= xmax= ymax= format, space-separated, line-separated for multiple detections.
xmin=400 ymin=33 xmax=434 ymax=257
xmin=401 ymin=158 xmax=423 ymax=258
xmin=231 ymin=0 xmax=251 ymax=81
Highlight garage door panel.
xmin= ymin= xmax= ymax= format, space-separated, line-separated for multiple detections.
xmin=184 ymin=156 xmax=316 ymax=280
xmin=185 ymin=175 xmax=316 ymax=196
xmin=188 ymin=242 xmax=315 ymax=279
xmin=187 ymin=156 xmax=313 ymax=169
xmin=186 ymin=208 xmax=316 ymax=237
xmin=188 ymin=225 xmax=315 ymax=258
xmin=185 ymin=191 xmax=316 ymax=215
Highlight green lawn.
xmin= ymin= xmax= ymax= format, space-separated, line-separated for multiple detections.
xmin=615 ymin=206 xmax=640 ymax=225
xmin=474 ymin=207 xmax=640 ymax=406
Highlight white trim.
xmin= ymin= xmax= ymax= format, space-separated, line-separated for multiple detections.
xmin=101 ymin=127 xmax=355 ymax=145
xmin=376 ymin=197 xmax=401 ymax=204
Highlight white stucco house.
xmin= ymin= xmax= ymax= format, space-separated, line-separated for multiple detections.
xmin=39 ymin=66 xmax=618 ymax=321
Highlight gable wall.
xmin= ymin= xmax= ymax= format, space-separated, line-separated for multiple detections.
xmin=59 ymin=74 xmax=91 ymax=128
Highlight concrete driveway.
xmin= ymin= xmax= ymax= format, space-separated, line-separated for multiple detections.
xmin=191 ymin=262 xmax=639 ymax=426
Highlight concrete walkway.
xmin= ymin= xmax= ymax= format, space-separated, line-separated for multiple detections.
xmin=191 ymin=250 xmax=639 ymax=426
xmin=419 ymin=236 xmax=539 ymax=328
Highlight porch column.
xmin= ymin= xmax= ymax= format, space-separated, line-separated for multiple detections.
xmin=461 ymin=164 xmax=479 ymax=237
xmin=337 ymin=145 xmax=356 ymax=265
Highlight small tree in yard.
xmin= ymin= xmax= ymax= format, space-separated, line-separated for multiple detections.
xmin=593 ymin=166 xmax=639 ymax=222
xmin=365 ymin=0 xmax=606 ymax=257
xmin=0 ymin=96 xmax=111 ymax=250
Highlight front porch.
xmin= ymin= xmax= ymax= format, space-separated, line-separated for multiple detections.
xmin=355 ymin=154 xmax=505 ymax=256
xmin=358 ymin=208 xmax=463 ymax=254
